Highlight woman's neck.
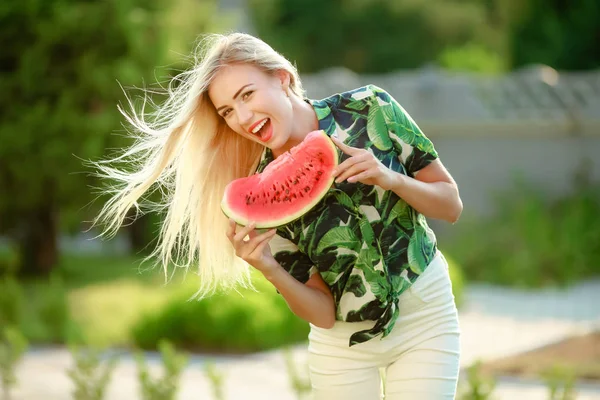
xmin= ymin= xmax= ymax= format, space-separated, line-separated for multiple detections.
xmin=272 ymin=95 xmax=318 ymax=158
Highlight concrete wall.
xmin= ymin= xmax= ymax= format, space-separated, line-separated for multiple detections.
xmin=301 ymin=66 xmax=600 ymax=227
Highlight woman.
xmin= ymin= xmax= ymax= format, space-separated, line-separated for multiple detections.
xmin=94 ymin=32 xmax=463 ymax=399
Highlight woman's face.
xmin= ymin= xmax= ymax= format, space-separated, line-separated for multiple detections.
xmin=208 ymin=63 xmax=294 ymax=151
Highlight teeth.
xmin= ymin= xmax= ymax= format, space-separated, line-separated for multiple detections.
xmin=251 ymin=119 xmax=268 ymax=134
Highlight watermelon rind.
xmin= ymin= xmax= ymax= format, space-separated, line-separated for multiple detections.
xmin=220 ymin=130 xmax=338 ymax=229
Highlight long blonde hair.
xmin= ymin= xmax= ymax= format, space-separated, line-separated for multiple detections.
xmin=91 ymin=32 xmax=305 ymax=298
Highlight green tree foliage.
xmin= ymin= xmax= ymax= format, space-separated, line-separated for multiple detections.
xmin=507 ymin=0 xmax=600 ymax=70
xmin=249 ymin=0 xmax=598 ymax=73
xmin=0 ymin=0 xmax=170 ymax=276
xmin=0 ymin=0 xmax=225 ymax=276
xmin=248 ymin=0 xmax=493 ymax=73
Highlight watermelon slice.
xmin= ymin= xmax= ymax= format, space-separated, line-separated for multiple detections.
xmin=221 ymin=130 xmax=339 ymax=228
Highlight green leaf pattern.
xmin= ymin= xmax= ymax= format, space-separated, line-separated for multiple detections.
xmin=256 ymin=85 xmax=439 ymax=346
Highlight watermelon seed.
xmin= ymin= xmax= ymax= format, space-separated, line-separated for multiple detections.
xmin=304 ymin=186 xmax=310 ymax=192
xmin=317 ymin=171 xmax=323 ymax=176
xmin=285 ymin=189 xmax=290 ymax=194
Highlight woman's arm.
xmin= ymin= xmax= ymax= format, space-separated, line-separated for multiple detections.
xmin=226 ymin=219 xmax=336 ymax=329
xmin=263 ymin=265 xmax=336 ymax=329
xmin=331 ymin=137 xmax=463 ymax=224
xmin=388 ymin=159 xmax=463 ymax=223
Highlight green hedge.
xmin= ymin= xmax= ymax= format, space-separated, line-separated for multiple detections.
xmin=132 ymin=261 xmax=467 ymax=352
xmin=0 ymin=253 xmax=466 ymax=352
xmin=444 ymin=252 xmax=465 ymax=308
xmin=449 ymin=179 xmax=600 ymax=288
xmin=131 ymin=276 xmax=310 ymax=353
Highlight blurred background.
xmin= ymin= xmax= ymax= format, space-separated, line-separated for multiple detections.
xmin=0 ymin=0 xmax=599 ymax=399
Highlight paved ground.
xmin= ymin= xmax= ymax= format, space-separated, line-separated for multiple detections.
xmin=9 ymin=279 xmax=600 ymax=400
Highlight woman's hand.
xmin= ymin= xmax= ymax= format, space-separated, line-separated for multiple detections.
xmin=331 ymin=136 xmax=398 ymax=191
xmin=226 ymin=219 xmax=280 ymax=275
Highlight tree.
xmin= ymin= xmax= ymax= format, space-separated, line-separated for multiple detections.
xmin=507 ymin=0 xmax=600 ymax=70
xmin=0 ymin=0 xmax=170 ymax=276
xmin=248 ymin=0 xmax=490 ymax=73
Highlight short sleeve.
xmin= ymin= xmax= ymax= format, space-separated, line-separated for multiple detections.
xmin=270 ymin=233 xmax=317 ymax=284
xmin=371 ymin=85 xmax=439 ymax=175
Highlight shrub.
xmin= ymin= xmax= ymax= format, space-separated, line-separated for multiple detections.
xmin=442 ymin=252 xmax=466 ymax=308
xmin=203 ymin=361 xmax=226 ymax=400
xmin=135 ymin=340 xmax=188 ymax=400
xmin=542 ymin=364 xmax=578 ymax=400
xmin=132 ymin=275 xmax=310 ymax=353
xmin=0 ymin=326 xmax=28 ymax=400
xmin=457 ymin=360 xmax=497 ymax=400
xmin=68 ymin=279 xmax=173 ymax=348
xmin=67 ymin=345 xmax=119 ymax=400
xmin=0 ymin=277 xmax=24 ymax=329
xmin=449 ymin=178 xmax=600 ymax=288
xmin=20 ymin=273 xmax=81 ymax=344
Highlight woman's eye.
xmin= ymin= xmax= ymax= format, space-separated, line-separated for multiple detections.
xmin=222 ymin=109 xmax=231 ymax=118
xmin=242 ymin=90 xmax=254 ymax=101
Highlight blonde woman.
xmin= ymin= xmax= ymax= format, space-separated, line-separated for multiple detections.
xmin=95 ymin=32 xmax=463 ymax=399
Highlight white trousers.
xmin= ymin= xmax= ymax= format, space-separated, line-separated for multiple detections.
xmin=308 ymin=252 xmax=461 ymax=400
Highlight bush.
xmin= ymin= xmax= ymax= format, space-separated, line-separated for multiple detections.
xmin=0 ymin=276 xmax=24 ymax=328
xmin=68 ymin=279 xmax=173 ymax=348
xmin=0 ymin=326 xmax=28 ymax=400
xmin=132 ymin=275 xmax=310 ymax=353
xmin=67 ymin=345 xmax=119 ymax=400
xmin=442 ymin=252 xmax=466 ymax=308
xmin=135 ymin=340 xmax=188 ymax=400
xmin=20 ymin=273 xmax=82 ymax=344
xmin=0 ymin=273 xmax=81 ymax=345
xmin=450 ymin=178 xmax=600 ymax=288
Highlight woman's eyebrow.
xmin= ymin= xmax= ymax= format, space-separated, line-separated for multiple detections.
xmin=216 ymin=84 xmax=253 ymax=112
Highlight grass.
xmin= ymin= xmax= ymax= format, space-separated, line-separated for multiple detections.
xmin=56 ymin=253 xmax=164 ymax=288
xmin=6 ymin=252 xmax=310 ymax=352
xmin=3 ymin=247 xmax=466 ymax=353
xmin=69 ymin=278 xmax=177 ymax=347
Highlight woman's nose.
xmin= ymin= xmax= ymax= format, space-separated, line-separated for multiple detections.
xmin=237 ymin=106 xmax=253 ymax=126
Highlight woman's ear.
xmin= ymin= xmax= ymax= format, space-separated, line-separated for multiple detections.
xmin=277 ymin=69 xmax=291 ymax=93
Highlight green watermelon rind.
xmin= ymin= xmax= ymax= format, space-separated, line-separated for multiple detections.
xmin=221 ymin=130 xmax=338 ymax=229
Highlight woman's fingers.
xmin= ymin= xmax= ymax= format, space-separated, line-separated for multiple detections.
xmin=226 ymin=218 xmax=237 ymax=241
xmin=335 ymin=160 xmax=371 ymax=183
xmin=233 ymin=221 xmax=256 ymax=245
xmin=247 ymin=228 xmax=276 ymax=247
xmin=331 ymin=136 xmax=361 ymax=156
xmin=333 ymin=153 xmax=369 ymax=177
xmin=229 ymin=221 xmax=277 ymax=256
xmin=248 ymin=230 xmax=277 ymax=259
xmin=347 ymin=169 xmax=374 ymax=183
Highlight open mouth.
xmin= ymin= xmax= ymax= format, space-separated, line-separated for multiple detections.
xmin=249 ymin=118 xmax=272 ymax=142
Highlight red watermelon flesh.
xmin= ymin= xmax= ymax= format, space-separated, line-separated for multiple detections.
xmin=221 ymin=130 xmax=338 ymax=228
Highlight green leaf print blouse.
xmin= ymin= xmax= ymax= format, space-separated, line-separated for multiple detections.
xmin=255 ymin=84 xmax=440 ymax=347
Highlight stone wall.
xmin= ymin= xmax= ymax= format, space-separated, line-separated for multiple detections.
xmin=301 ymin=65 xmax=600 ymax=226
